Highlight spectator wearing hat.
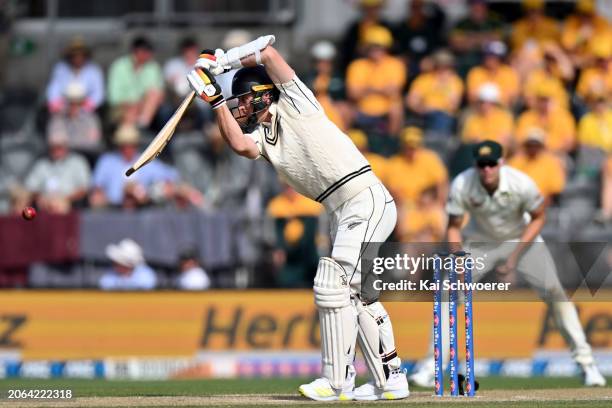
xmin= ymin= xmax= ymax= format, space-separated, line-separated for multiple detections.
xmin=522 ymin=42 xmax=573 ymax=110
xmin=90 ymin=125 xmax=179 ymax=209
xmin=107 ymin=36 xmax=164 ymax=128
xmin=99 ymin=239 xmax=156 ymax=290
xmin=346 ymin=25 xmax=406 ymax=138
xmin=46 ymin=37 xmax=104 ymax=114
xmin=216 ymin=30 xmax=253 ymax=99
xmin=46 ymin=81 xmax=103 ymax=157
xmin=386 ymin=127 xmax=447 ymax=207
xmin=23 ymin=126 xmax=91 ymax=214
xmin=450 ymin=0 xmax=505 ymax=77
xmin=561 ymin=0 xmax=612 ymax=69
xmin=467 ymin=41 xmax=520 ymax=107
xmin=577 ymin=90 xmax=612 ymax=154
xmin=576 ymin=40 xmax=612 ymax=103
xmin=511 ymin=0 xmax=559 ymax=51
xmin=176 ymin=249 xmax=210 ymax=290
xmin=339 ymin=0 xmax=392 ymax=72
xmin=393 ymin=0 xmax=446 ymax=75
xmin=462 ymin=83 xmax=514 ymax=148
xmin=306 ymin=40 xmax=348 ymax=131
xmin=516 ymin=82 xmax=576 ymax=154
xmin=407 ymin=49 xmax=463 ymax=134
xmin=509 ymin=128 xmax=566 ymax=203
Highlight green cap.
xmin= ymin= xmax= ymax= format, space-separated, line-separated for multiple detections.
xmin=473 ymin=140 xmax=503 ymax=162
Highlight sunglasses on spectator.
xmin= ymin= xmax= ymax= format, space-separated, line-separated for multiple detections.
xmin=476 ymin=160 xmax=499 ymax=169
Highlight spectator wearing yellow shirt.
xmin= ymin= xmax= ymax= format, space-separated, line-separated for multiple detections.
xmin=576 ymin=41 xmax=612 ymax=102
xmin=509 ymin=129 xmax=566 ymax=202
xmin=511 ymin=0 xmax=559 ymax=51
xmin=462 ymin=83 xmax=514 ymax=148
xmin=386 ymin=127 xmax=448 ymax=207
xmin=267 ymin=185 xmax=323 ymax=287
xmin=347 ymin=129 xmax=389 ymax=182
xmin=467 ymin=41 xmax=520 ymax=107
xmin=346 ymin=25 xmax=406 ymax=136
xmin=578 ymin=91 xmax=612 ymax=153
xmin=523 ymin=43 xmax=573 ymax=109
xmin=397 ymin=187 xmax=446 ymax=243
xmin=561 ymin=0 xmax=612 ymax=69
xmin=407 ymin=49 xmax=463 ymax=134
xmin=516 ymin=83 xmax=576 ymax=153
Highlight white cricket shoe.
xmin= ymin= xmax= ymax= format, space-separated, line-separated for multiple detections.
xmin=582 ymin=363 xmax=607 ymax=387
xmin=408 ymin=366 xmax=435 ymax=388
xmin=298 ymin=369 xmax=355 ymax=401
xmin=354 ymin=369 xmax=410 ymax=401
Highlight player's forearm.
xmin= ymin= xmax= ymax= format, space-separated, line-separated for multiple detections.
xmin=516 ymin=212 xmax=545 ymax=249
xmin=214 ymin=106 xmax=259 ymax=159
xmin=446 ymin=226 xmax=463 ymax=254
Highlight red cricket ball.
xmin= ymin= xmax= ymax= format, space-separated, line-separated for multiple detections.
xmin=22 ymin=206 xmax=37 ymax=221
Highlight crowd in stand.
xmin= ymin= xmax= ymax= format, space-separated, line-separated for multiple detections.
xmin=1 ymin=0 xmax=611 ymax=288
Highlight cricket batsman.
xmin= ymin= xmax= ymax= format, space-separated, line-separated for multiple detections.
xmin=409 ymin=140 xmax=606 ymax=388
xmin=186 ymin=35 xmax=409 ymax=401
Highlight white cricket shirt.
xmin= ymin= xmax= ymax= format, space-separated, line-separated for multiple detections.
xmin=446 ymin=165 xmax=544 ymax=240
xmin=246 ymin=75 xmax=379 ymax=211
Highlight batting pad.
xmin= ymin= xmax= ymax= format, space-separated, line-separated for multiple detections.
xmin=313 ymin=257 xmax=356 ymax=390
xmin=356 ymin=301 xmax=401 ymax=388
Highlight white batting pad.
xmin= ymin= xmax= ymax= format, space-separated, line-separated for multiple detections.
xmin=313 ymin=257 xmax=356 ymax=390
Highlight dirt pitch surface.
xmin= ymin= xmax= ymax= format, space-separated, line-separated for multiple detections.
xmin=2 ymin=388 xmax=612 ymax=407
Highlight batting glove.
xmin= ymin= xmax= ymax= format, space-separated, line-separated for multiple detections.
xmin=186 ymin=66 xmax=225 ymax=109
xmin=194 ymin=48 xmax=228 ymax=76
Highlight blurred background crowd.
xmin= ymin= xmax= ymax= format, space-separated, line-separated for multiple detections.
xmin=0 ymin=0 xmax=611 ymax=290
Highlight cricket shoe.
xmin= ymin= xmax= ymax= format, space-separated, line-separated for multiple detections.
xmin=582 ymin=363 xmax=607 ymax=387
xmin=354 ymin=368 xmax=410 ymax=401
xmin=298 ymin=369 xmax=355 ymax=401
xmin=408 ymin=365 xmax=435 ymax=388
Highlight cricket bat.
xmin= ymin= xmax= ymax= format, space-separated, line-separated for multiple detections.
xmin=125 ymin=90 xmax=196 ymax=177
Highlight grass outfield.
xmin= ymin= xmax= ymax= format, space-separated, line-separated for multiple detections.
xmin=0 ymin=377 xmax=610 ymax=407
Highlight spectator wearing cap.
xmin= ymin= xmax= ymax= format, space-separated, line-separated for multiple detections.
xmin=407 ymin=49 xmax=463 ymax=134
xmin=346 ymin=129 xmax=389 ymax=181
xmin=90 ymin=125 xmax=179 ymax=209
xmin=510 ymin=0 xmax=559 ymax=51
xmin=393 ymin=0 xmax=446 ymax=75
xmin=346 ymin=25 xmax=406 ymax=137
xmin=386 ymin=127 xmax=447 ymax=207
xmin=47 ymin=81 xmax=103 ymax=156
xmin=522 ymin=42 xmax=573 ymax=110
xmin=339 ymin=0 xmax=392 ymax=72
xmin=509 ymin=128 xmax=566 ymax=202
xmin=561 ymin=0 xmax=612 ymax=69
xmin=46 ymin=37 xmax=104 ymax=114
xmin=99 ymin=239 xmax=156 ymax=290
xmin=107 ymin=36 xmax=164 ymax=128
xmin=462 ymin=83 xmax=514 ymax=148
xmin=467 ymin=41 xmax=520 ymax=107
xmin=577 ymin=90 xmax=612 ymax=154
xmin=516 ymin=82 xmax=576 ymax=153
xmin=176 ymin=250 xmax=211 ymax=290
xmin=306 ymin=40 xmax=348 ymax=131
xmin=449 ymin=0 xmax=505 ymax=77
xmin=24 ymin=126 xmax=91 ymax=214
xmin=576 ymin=40 xmax=612 ymax=102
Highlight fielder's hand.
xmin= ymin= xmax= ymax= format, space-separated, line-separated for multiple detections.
xmin=186 ymin=66 xmax=225 ymax=109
